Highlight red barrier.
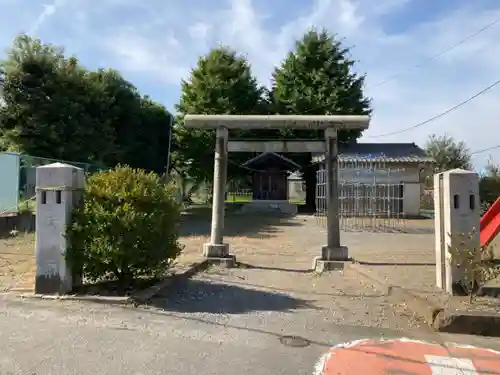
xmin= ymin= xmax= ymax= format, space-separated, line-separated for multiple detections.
xmin=480 ymin=196 xmax=500 ymax=247
xmin=314 ymin=338 xmax=500 ymax=375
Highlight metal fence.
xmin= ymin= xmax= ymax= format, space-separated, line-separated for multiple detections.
xmin=18 ymin=154 xmax=106 ymax=213
xmin=315 ymin=160 xmax=408 ymax=232
xmin=0 ymin=152 xmax=106 ymax=215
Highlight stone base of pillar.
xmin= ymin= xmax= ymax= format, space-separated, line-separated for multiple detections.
xmin=203 ymin=243 xmax=229 ymax=257
xmin=202 ymin=243 xmax=236 ymax=268
xmin=207 ymin=255 xmax=236 ymax=268
xmin=35 ymin=275 xmax=70 ymax=295
xmin=312 ymin=245 xmax=350 ymax=273
xmin=322 ymin=245 xmax=348 ymax=260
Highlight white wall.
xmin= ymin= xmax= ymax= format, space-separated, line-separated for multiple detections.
xmin=328 ymin=164 xmax=423 ymax=217
xmin=403 ymin=183 xmax=421 ymax=217
xmin=339 ymin=165 xmax=420 ymax=184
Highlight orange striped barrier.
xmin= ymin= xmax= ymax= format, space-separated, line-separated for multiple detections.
xmin=314 ymin=338 xmax=500 ymax=375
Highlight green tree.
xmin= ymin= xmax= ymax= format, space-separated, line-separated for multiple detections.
xmin=174 ymin=47 xmax=268 ymax=183
xmin=136 ymin=96 xmax=173 ymax=174
xmin=0 ymin=34 xmax=174 ymax=174
xmin=0 ymin=34 xmax=115 ymax=162
xmin=425 ymin=134 xmax=472 ymax=172
xmin=270 ymin=29 xmax=372 ymax=209
xmin=479 ymin=158 xmax=500 ymax=211
xmin=91 ymin=68 xmax=173 ymax=173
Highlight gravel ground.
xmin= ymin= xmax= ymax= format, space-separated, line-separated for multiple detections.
xmin=151 ymin=213 xmax=431 ymax=334
xmin=0 ymin=233 xmax=35 ymax=292
xmin=174 ymin=212 xmax=500 ymax=332
xmin=147 ymin=263 xmax=425 ymax=335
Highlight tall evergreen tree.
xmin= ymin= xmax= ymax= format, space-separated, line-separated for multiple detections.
xmin=271 ymin=29 xmax=372 ymax=209
xmin=174 ymin=47 xmax=267 ymax=183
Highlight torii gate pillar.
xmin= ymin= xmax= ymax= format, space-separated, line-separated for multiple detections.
xmin=202 ymin=127 xmax=231 ymax=262
xmin=184 ymin=115 xmax=370 ymax=271
xmin=316 ymin=127 xmax=347 ymax=271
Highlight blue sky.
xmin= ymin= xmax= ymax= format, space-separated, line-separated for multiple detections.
xmin=1 ymin=0 xmax=499 ymax=168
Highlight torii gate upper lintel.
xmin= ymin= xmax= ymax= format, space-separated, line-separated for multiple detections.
xmin=183 ymin=114 xmax=370 ymax=272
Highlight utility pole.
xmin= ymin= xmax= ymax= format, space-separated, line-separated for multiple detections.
xmin=164 ymin=113 xmax=173 ymax=182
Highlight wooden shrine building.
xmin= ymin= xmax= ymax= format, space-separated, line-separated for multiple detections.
xmin=241 ymin=152 xmax=300 ymax=201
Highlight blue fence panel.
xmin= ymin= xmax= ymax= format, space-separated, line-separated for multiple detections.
xmin=0 ymin=152 xmax=20 ymax=213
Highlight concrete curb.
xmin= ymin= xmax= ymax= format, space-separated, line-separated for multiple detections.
xmin=349 ymin=262 xmax=500 ymax=337
xmin=16 ymin=259 xmax=210 ymax=306
xmin=433 ymin=310 xmax=500 ymax=337
xmin=18 ymin=293 xmax=132 ymax=305
xmin=131 ymin=259 xmax=210 ymax=304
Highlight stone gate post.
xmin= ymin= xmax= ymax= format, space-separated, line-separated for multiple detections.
xmin=35 ymin=163 xmax=85 ymax=294
xmin=203 ymin=127 xmax=235 ymax=266
xmin=434 ymin=169 xmax=480 ymax=294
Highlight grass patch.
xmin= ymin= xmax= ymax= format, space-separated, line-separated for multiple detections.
xmin=225 ymin=194 xmax=251 ymax=203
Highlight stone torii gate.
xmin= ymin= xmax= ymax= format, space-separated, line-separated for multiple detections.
xmin=184 ymin=114 xmax=370 ymax=271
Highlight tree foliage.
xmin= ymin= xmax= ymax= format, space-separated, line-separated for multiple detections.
xmin=425 ymin=134 xmax=472 ymax=172
xmin=479 ymin=158 xmax=500 ymax=211
xmin=270 ymin=29 xmax=372 ymax=208
xmin=0 ymin=34 xmax=172 ymax=173
xmin=0 ymin=35 xmax=114 ymax=162
xmin=66 ymin=166 xmax=183 ymax=286
xmin=173 ymin=47 xmax=268 ymax=183
xmin=1 ymin=31 xmax=374 ymax=208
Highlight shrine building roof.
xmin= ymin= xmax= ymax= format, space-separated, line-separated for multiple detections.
xmin=241 ymin=152 xmax=300 ymax=172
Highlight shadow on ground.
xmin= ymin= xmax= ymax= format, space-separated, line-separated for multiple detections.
xmin=149 ymin=278 xmax=315 ymax=314
xmin=355 ymin=261 xmax=436 ymax=266
xmin=178 ymin=209 xmax=305 ymax=239
xmin=237 ymin=262 xmax=312 ymax=274
xmin=200 ymin=268 xmax=386 ymax=298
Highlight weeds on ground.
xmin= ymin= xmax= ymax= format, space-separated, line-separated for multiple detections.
xmin=448 ymin=229 xmax=500 ymax=303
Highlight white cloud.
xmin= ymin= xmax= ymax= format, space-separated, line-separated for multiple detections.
xmin=101 ymin=33 xmax=188 ymax=85
xmin=188 ymin=23 xmax=210 ymax=41
xmin=2 ymin=0 xmax=499 ymax=168
xmin=29 ymin=0 xmax=67 ymax=34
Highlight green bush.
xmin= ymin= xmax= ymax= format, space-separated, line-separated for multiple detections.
xmin=66 ymin=166 xmax=183 ymax=286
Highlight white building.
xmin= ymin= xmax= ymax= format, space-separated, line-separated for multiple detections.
xmin=313 ymin=142 xmax=435 ymax=218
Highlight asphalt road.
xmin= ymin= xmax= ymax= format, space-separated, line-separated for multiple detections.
xmin=3 ymin=270 xmax=500 ymax=375
xmin=1 ymin=294 xmax=338 ymax=375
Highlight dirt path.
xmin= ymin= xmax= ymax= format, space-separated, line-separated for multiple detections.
xmin=0 ymin=233 xmax=35 ymax=291
xmin=150 ymin=212 xmax=435 ymax=334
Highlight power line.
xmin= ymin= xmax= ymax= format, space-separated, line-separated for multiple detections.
xmin=273 ymin=17 xmax=500 ymax=121
xmin=471 ymin=144 xmax=500 ymax=156
xmin=365 ymin=78 xmax=500 ymax=139
xmin=373 ymin=17 xmax=500 ymax=87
